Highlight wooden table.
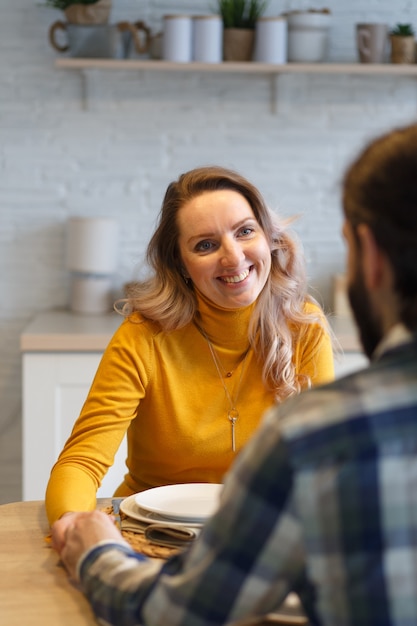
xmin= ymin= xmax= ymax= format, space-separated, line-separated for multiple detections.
xmin=0 ymin=500 xmax=307 ymax=626
xmin=0 ymin=500 xmax=112 ymax=625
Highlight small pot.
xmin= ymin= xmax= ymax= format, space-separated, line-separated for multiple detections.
xmin=390 ymin=35 xmax=415 ymax=64
xmin=223 ymin=28 xmax=255 ymax=62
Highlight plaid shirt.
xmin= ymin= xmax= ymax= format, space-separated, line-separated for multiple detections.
xmin=79 ymin=334 xmax=417 ymax=626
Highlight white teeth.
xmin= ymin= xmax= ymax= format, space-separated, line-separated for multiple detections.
xmin=221 ymin=269 xmax=250 ymax=284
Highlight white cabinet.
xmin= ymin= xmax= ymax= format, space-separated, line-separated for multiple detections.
xmin=21 ymin=311 xmax=125 ymax=501
xmin=334 ymin=351 xmax=368 ymax=378
xmin=331 ymin=315 xmax=368 ymax=378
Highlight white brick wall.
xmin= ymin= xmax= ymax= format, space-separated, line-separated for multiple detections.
xmin=1 ymin=0 xmax=417 ymax=501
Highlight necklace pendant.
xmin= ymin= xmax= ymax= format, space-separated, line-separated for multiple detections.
xmin=228 ymin=409 xmax=239 ymax=452
xmin=199 ymin=326 xmax=249 ymax=454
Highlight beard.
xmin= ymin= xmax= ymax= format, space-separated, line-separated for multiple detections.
xmin=348 ymin=266 xmax=384 ymax=360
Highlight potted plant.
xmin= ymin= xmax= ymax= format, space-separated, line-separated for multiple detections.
xmin=217 ymin=0 xmax=268 ymax=61
xmin=390 ymin=23 xmax=415 ymax=64
xmin=44 ymin=0 xmax=112 ymax=25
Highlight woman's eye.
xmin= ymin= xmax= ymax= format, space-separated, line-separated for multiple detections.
xmin=195 ymin=240 xmax=215 ymax=252
xmin=239 ymin=226 xmax=254 ymax=237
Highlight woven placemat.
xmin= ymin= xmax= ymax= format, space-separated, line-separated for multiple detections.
xmin=101 ymin=504 xmax=179 ymax=559
xmin=45 ymin=506 xmax=180 ymax=560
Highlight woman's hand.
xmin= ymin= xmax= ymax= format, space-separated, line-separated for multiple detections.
xmin=51 ymin=510 xmax=126 ymax=580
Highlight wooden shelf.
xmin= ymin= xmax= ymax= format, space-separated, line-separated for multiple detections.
xmin=55 ymin=58 xmax=417 ymax=113
xmin=55 ymin=58 xmax=417 ymax=76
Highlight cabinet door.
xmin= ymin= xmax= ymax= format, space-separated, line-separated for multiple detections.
xmin=22 ymin=353 xmax=127 ymax=501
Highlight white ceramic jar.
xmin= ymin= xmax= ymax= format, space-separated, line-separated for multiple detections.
xmin=193 ymin=15 xmax=223 ymax=63
xmin=287 ymin=11 xmax=331 ymax=63
xmin=254 ymin=16 xmax=287 ymax=63
xmin=163 ymin=15 xmax=193 ymax=62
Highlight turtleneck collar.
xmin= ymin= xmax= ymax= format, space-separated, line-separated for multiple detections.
xmin=194 ymin=288 xmax=255 ymax=350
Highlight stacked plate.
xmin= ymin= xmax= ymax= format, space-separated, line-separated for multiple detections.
xmin=120 ymin=483 xmax=223 ymax=528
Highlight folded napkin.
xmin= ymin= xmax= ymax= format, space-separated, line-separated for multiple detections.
xmin=120 ymin=516 xmax=198 ymax=548
xmin=111 ymin=498 xmax=199 ymax=550
xmin=120 ymin=516 xmax=148 ymax=534
xmin=144 ymin=524 xmax=197 ymax=548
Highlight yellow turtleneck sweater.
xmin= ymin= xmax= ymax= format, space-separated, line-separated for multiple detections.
xmin=45 ymin=295 xmax=334 ymax=524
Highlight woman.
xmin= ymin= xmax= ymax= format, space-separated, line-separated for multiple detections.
xmin=45 ymin=166 xmax=334 ymax=525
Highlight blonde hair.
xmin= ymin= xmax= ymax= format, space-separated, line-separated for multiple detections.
xmin=119 ymin=166 xmax=326 ymax=400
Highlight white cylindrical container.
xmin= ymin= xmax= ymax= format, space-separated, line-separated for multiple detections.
xmin=254 ymin=16 xmax=287 ymax=63
xmin=70 ymin=275 xmax=113 ymax=315
xmin=66 ymin=217 xmax=118 ymax=275
xmin=193 ymin=15 xmax=223 ymax=63
xmin=163 ymin=15 xmax=193 ymax=62
xmin=287 ymin=12 xmax=331 ymax=63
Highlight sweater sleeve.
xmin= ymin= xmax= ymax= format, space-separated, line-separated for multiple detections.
xmin=294 ymin=303 xmax=335 ymax=388
xmin=45 ymin=316 xmax=152 ymax=525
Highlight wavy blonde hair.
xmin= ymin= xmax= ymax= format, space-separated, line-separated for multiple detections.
xmin=119 ymin=166 xmax=326 ymax=400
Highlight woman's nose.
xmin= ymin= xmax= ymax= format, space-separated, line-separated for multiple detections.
xmin=220 ymin=239 xmax=244 ymax=266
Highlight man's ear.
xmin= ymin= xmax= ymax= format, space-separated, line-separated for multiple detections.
xmin=356 ymin=223 xmax=384 ymax=290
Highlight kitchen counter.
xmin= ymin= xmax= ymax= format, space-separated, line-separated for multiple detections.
xmin=20 ymin=309 xmax=122 ymax=352
xmin=20 ymin=310 xmax=362 ymax=354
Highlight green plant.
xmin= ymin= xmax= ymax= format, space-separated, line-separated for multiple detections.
xmin=44 ymin=0 xmax=101 ymax=8
xmin=217 ymin=0 xmax=268 ymax=29
xmin=390 ymin=23 xmax=415 ymax=37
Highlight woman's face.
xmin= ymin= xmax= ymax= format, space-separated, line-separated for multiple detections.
xmin=177 ymin=190 xmax=272 ymax=309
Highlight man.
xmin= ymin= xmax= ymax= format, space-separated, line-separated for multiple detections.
xmin=52 ymin=123 xmax=417 ymax=625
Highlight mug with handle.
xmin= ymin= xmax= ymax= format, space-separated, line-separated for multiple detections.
xmin=356 ymin=23 xmax=388 ymax=63
xmin=48 ymin=20 xmax=151 ymax=59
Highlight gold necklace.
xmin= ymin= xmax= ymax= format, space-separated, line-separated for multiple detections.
xmin=197 ymin=324 xmax=250 ymax=452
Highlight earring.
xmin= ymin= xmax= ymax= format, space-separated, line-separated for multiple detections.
xmin=181 ymin=266 xmax=190 ymax=284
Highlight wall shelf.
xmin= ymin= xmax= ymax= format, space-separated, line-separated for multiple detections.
xmin=55 ymin=58 xmax=417 ymax=75
xmin=55 ymin=59 xmax=417 ymax=112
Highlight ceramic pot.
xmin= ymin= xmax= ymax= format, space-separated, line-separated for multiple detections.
xmin=223 ymin=28 xmax=254 ymax=61
xmin=390 ymin=35 xmax=415 ymax=64
xmin=64 ymin=0 xmax=112 ymax=26
xmin=287 ymin=11 xmax=331 ymax=63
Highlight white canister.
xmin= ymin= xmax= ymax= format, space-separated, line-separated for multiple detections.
xmin=254 ymin=16 xmax=287 ymax=63
xmin=287 ymin=11 xmax=331 ymax=63
xmin=163 ymin=15 xmax=193 ymax=62
xmin=193 ymin=15 xmax=223 ymax=63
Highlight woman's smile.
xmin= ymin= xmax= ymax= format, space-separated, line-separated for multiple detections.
xmin=218 ymin=267 xmax=251 ymax=284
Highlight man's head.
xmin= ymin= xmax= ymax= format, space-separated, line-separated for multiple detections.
xmin=342 ymin=123 xmax=417 ymax=357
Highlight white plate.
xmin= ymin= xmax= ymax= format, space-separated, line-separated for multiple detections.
xmin=120 ymin=494 xmax=204 ymax=529
xmin=134 ymin=483 xmax=223 ymax=522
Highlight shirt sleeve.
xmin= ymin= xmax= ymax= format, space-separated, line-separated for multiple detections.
xmin=78 ymin=411 xmax=308 ymax=626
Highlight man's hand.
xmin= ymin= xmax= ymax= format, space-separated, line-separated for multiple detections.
xmin=51 ymin=510 xmax=126 ymax=580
